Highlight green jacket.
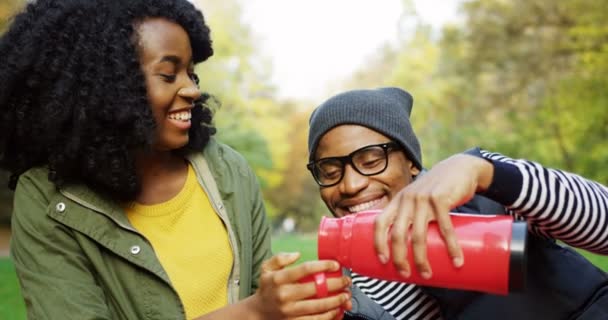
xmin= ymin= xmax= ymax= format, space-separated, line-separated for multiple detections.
xmin=10 ymin=139 xmax=272 ymax=320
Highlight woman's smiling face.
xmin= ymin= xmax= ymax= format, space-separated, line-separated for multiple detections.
xmin=314 ymin=125 xmax=420 ymax=217
xmin=137 ymin=18 xmax=201 ymax=151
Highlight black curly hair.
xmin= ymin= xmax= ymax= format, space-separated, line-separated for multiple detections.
xmin=0 ymin=0 xmax=216 ymax=201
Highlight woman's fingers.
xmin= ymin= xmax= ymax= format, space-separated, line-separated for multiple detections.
xmin=272 ymin=260 xmax=340 ymax=285
xmin=288 ymin=292 xmax=350 ymax=319
xmin=261 ymin=252 xmax=301 ymax=273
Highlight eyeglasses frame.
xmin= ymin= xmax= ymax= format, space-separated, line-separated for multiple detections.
xmin=307 ymin=141 xmax=400 ymax=187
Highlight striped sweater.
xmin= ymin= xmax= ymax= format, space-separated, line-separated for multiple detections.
xmin=351 ymin=149 xmax=608 ymax=320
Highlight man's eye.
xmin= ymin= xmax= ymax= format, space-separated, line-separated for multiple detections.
xmin=159 ymin=74 xmax=176 ymax=82
xmin=360 ymin=158 xmax=383 ymax=169
xmin=321 ymin=169 xmax=340 ymax=179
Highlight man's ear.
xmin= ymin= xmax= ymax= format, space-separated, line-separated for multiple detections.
xmin=409 ymin=162 xmax=421 ymax=177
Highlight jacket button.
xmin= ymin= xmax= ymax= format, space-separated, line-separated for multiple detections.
xmin=234 ymin=279 xmax=240 ymax=286
xmin=130 ymin=245 xmax=141 ymax=255
xmin=218 ymin=203 xmax=224 ymax=210
xmin=55 ymin=202 xmax=66 ymax=213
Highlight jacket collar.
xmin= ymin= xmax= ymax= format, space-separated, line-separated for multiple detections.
xmin=193 ymin=138 xmax=234 ymax=200
xmin=58 ymin=138 xmax=232 ymax=231
xmin=60 ymin=182 xmax=134 ymax=231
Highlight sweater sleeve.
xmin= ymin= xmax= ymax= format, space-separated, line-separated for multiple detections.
xmin=477 ymin=149 xmax=608 ymax=255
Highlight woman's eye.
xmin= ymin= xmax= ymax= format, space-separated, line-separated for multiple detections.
xmin=159 ymin=74 xmax=176 ymax=82
xmin=189 ymin=72 xmax=199 ymax=84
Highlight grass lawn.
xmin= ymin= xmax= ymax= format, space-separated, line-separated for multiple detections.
xmin=272 ymin=232 xmax=319 ymax=263
xmin=0 ymin=234 xmax=605 ymax=320
xmin=0 ymin=258 xmax=25 ymax=320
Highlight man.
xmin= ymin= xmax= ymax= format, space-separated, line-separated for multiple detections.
xmin=307 ymin=87 xmax=608 ymax=319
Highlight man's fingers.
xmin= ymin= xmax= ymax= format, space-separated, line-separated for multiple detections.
xmin=375 ymin=198 xmax=400 ymax=264
xmin=435 ymin=206 xmax=464 ymax=268
xmin=411 ymin=200 xmax=432 ymax=279
xmin=391 ymin=195 xmax=413 ymax=277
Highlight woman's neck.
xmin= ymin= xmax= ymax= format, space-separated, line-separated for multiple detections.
xmin=134 ymin=151 xmax=189 ymax=205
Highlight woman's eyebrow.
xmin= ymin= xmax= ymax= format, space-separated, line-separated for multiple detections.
xmin=159 ymin=55 xmax=181 ymax=65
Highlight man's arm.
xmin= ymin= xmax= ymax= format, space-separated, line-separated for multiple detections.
xmin=478 ymin=149 xmax=608 ymax=255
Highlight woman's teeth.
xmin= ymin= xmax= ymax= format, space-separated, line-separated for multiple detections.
xmin=168 ymin=111 xmax=191 ymax=121
xmin=348 ymin=199 xmax=381 ymax=213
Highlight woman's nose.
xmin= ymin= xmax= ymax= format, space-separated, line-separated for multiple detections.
xmin=178 ymin=84 xmax=201 ymax=101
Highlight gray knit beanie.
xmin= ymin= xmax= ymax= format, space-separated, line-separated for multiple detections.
xmin=308 ymin=87 xmax=422 ymax=169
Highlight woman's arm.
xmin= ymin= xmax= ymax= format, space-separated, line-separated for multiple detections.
xmin=10 ymin=173 xmax=112 ymax=320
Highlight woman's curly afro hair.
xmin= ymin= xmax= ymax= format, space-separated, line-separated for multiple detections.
xmin=0 ymin=0 xmax=216 ymax=201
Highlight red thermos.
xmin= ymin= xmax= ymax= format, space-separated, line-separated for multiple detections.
xmin=317 ymin=210 xmax=527 ymax=295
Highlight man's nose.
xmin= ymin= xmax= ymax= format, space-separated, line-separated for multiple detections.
xmin=339 ymin=164 xmax=368 ymax=195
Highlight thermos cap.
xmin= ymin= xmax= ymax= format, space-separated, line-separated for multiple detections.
xmin=509 ymin=221 xmax=528 ymax=292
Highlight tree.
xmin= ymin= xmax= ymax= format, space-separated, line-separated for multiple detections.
xmin=441 ymin=0 xmax=608 ymax=183
xmin=194 ymin=0 xmax=299 ymax=221
xmin=265 ymin=106 xmax=328 ymax=232
xmin=0 ymin=0 xmax=25 ymax=224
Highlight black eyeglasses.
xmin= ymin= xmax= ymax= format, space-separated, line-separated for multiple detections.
xmin=307 ymin=142 xmax=400 ymax=187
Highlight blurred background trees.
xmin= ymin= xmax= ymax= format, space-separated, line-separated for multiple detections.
xmin=0 ymin=0 xmax=607 ymax=231
xmin=0 ymin=0 xmax=25 ymax=224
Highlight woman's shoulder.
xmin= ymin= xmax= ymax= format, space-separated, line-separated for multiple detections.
xmin=200 ymin=138 xmax=253 ymax=173
xmin=16 ymin=167 xmax=56 ymax=194
xmin=11 ymin=167 xmax=59 ymax=224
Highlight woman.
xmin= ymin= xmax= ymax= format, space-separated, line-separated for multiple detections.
xmin=1 ymin=0 xmax=349 ymax=319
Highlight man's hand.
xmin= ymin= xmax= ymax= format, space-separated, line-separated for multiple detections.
xmin=374 ymin=154 xmax=494 ymax=279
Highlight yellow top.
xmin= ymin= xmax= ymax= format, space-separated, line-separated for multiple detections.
xmin=125 ymin=165 xmax=233 ymax=319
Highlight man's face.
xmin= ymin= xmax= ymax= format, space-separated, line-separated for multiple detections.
xmin=314 ymin=125 xmax=420 ymax=217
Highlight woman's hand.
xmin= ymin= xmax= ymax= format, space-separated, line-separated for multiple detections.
xmin=249 ymin=252 xmax=351 ymax=320
xmin=374 ymin=154 xmax=494 ymax=279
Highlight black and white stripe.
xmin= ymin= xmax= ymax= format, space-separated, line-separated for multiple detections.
xmin=480 ymin=150 xmax=608 ymax=254
xmin=351 ymin=272 xmax=442 ymax=320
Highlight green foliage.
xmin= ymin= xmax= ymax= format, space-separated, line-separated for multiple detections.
xmin=0 ymin=0 xmax=24 ymax=34
xmin=345 ymin=0 xmax=608 ymax=188
xmin=438 ymin=0 xmax=608 ymax=183
xmin=194 ymin=0 xmax=292 ymax=199
xmin=263 ymin=109 xmax=330 ymax=228
xmin=0 ymin=0 xmax=23 ymax=226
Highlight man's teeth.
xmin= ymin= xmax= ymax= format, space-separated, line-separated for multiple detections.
xmin=348 ymin=199 xmax=381 ymax=213
xmin=168 ymin=111 xmax=191 ymax=121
